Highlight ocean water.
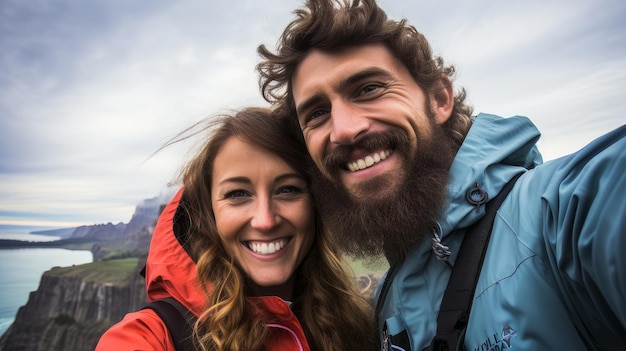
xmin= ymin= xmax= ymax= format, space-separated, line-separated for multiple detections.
xmin=0 ymin=229 xmax=93 ymax=337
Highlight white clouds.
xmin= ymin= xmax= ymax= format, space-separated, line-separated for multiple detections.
xmin=0 ymin=0 xmax=624 ymax=227
xmin=389 ymin=0 xmax=626 ymax=160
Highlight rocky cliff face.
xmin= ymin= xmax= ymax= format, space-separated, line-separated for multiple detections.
xmin=0 ymin=259 xmax=147 ymax=351
xmin=0 ymin=194 xmax=167 ymax=351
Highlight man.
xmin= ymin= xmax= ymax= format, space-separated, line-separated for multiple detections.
xmin=257 ymin=0 xmax=626 ymax=350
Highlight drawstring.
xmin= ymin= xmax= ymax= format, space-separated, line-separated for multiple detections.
xmin=431 ymin=228 xmax=452 ymax=269
xmin=432 ymin=182 xmax=489 ymax=265
xmin=266 ymin=324 xmax=304 ymax=351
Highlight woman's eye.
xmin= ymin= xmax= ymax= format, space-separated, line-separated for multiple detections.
xmin=224 ymin=189 xmax=249 ymax=199
xmin=276 ymin=185 xmax=308 ymax=197
xmin=277 ymin=186 xmax=298 ymax=195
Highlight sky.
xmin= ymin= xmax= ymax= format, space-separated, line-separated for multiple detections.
xmin=1 ymin=0 xmax=624 ymax=229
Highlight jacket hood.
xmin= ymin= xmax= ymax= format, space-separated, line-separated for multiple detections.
xmin=437 ymin=113 xmax=542 ymax=238
xmin=143 ymin=189 xmax=305 ymax=320
xmin=144 ymin=188 xmax=206 ymax=316
xmin=136 ymin=189 xmax=311 ymax=350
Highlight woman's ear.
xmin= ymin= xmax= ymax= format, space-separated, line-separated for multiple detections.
xmin=431 ymin=75 xmax=454 ymax=125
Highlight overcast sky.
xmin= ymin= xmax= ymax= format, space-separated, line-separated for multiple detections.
xmin=1 ymin=0 xmax=624 ymax=229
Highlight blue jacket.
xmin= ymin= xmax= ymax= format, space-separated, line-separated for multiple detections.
xmin=376 ymin=113 xmax=626 ymax=350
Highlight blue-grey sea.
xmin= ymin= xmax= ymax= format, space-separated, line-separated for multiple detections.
xmin=0 ymin=226 xmax=92 ymax=336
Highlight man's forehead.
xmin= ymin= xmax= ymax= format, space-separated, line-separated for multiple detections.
xmin=292 ymin=43 xmax=399 ymax=95
xmin=298 ymin=43 xmax=395 ymax=69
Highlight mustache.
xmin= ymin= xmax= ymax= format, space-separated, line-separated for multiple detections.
xmin=322 ymin=130 xmax=411 ymax=172
xmin=311 ymin=123 xmax=456 ymax=263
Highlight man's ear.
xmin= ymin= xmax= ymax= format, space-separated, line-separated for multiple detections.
xmin=431 ymin=75 xmax=454 ymax=125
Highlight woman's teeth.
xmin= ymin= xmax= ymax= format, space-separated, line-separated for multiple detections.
xmin=347 ymin=150 xmax=391 ymax=172
xmin=248 ymin=238 xmax=288 ymax=255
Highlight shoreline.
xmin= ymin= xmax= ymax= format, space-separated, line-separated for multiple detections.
xmin=0 ymin=237 xmax=102 ymax=251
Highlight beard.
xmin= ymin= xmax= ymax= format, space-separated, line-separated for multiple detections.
xmin=310 ymin=121 xmax=457 ymax=264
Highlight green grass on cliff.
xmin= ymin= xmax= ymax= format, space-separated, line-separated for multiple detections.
xmin=346 ymin=256 xmax=389 ymax=277
xmin=42 ymin=255 xmax=388 ymax=289
xmin=46 ymin=258 xmax=139 ymax=286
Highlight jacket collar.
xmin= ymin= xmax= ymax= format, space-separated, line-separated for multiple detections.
xmin=437 ymin=113 xmax=542 ymax=238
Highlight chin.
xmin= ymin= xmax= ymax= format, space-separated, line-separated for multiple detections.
xmin=251 ymin=275 xmax=290 ymax=287
xmin=349 ymin=176 xmax=404 ymax=204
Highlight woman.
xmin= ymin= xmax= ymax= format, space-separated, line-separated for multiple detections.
xmin=95 ymin=107 xmax=377 ymax=350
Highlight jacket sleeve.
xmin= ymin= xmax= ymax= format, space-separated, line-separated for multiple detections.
xmin=95 ymin=309 xmax=175 ymax=351
xmin=542 ymin=125 xmax=626 ymax=346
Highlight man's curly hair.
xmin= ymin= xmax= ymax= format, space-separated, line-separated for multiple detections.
xmin=257 ymin=0 xmax=474 ymax=147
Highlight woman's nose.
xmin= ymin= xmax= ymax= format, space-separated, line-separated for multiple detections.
xmin=250 ymin=199 xmax=280 ymax=231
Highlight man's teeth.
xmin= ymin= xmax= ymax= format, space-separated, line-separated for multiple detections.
xmin=347 ymin=150 xmax=391 ymax=172
xmin=248 ymin=239 xmax=288 ymax=255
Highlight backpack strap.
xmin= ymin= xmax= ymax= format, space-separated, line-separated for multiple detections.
xmin=143 ymin=297 xmax=197 ymax=351
xmin=426 ymin=173 xmax=522 ymax=351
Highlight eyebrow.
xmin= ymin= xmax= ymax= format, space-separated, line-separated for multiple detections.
xmin=295 ymin=67 xmax=394 ymax=117
xmin=217 ymin=172 xmax=305 ymax=187
xmin=218 ymin=176 xmax=250 ymax=187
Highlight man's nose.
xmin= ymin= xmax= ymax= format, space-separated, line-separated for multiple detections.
xmin=250 ymin=198 xmax=280 ymax=231
xmin=329 ymin=101 xmax=370 ymax=145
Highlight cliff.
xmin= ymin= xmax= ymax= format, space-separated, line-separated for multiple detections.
xmin=0 ymin=257 xmax=147 ymax=351
xmin=90 ymin=221 xmax=154 ymax=261
xmin=0 ymin=193 xmax=167 ymax=351
xmin=0 ymin=255 xmax=381 ymax=351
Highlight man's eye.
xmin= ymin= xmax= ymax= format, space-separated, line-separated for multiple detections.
xmin=360 ymin=84 xmax=382 ymax=96
xmin=309 ymin=109 xmax=328 ymax=121
xmin=301 ymin=109 xmax=329 ymax=129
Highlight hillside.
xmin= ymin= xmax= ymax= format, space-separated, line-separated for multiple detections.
xmin=0 ymin=194 xmax=164 ymax=351
xmin=0 ymin=257 xmax=147 ymax=351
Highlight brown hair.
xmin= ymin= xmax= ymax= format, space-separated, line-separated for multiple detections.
xmin=169 ymin=107 xmax=377 ymax=350
xmin=257 ymin=0 xmax=474 ymax=147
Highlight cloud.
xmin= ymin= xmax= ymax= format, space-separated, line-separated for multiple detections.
xmin=0 ymin=0 xmax=624 ymax=227
xmin=381 ymin=0 xmax=626 ymax=159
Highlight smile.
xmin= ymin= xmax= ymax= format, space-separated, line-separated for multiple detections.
xmin=246 ymin=238 xmax=289 ymax=255
xmin=347 ymin=149 xmax=392 ymax=172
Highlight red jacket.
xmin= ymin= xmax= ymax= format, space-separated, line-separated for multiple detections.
xmin=96 ymin=188 xmax=310 ymax=350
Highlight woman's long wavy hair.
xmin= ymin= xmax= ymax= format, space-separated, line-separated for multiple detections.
xmin=257 ymin=0 xmax=474 ymax=148
xmin=172 ymin=107 xmax=377 ymax=350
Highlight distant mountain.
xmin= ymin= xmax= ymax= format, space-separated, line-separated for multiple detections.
xmin=70 ymin=222 xmax=126 ymax=240
xmin=0 ymin=192 xmax=173 ymax=255
xmin=122 ymin=196 xmax=167 ymax=237
xmin=29 ymin=193 xmax=171 ymax=242
xmin=86 ymin=194 xmax=172 ymax=260
xmin=31 ymin=227 xmax=76 ymax=239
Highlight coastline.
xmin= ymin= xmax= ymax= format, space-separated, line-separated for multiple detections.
xmin=0 ymin=237 xmax=102 ymax=251
xmin=0 ymin=247 xmax=94 ymax=337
